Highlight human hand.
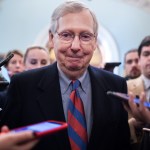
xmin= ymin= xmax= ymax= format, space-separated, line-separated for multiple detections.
xmin=0 ymin=125 xmax=10 ymax=134
xmin=0 ymin=126 xmax=39 ymax=150
xmin=128 ymin=92 xmax=150 ymax=124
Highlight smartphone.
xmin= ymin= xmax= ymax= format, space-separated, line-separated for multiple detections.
xmin=107 ymin=91 xmax=150 ymax=109
xmin=0 ymin=53 xmax=14 ymax=67
xmin=11 ymin=120 xmax=68 ymax=138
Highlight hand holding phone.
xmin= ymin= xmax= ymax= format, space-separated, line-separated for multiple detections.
xmin=11 ymin=120 xmax=68 ymax=138
xmin=107 ymin=91 xmax=150 ymax=125
xmin=107 ymin=91 xmax=150 ymax=109
xmin=0 ymin=53 xmax=14 ymax=68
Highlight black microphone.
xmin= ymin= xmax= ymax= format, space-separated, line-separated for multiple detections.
xmin=0 ymin=53 xmax=14 ymax=68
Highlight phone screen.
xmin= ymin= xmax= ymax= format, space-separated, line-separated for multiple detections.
xmin=13 ymin=122 xmax=61 ymax=133
xmin=107 ymin=91 xmax=150 ymax=109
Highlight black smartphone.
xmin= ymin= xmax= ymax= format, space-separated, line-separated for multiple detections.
xmin=11 ymin=120 xmax=68 ymax=138
xmin=0 ymin=53 xmax=14 ymax=67
xmin=107 ymin=91 xmax=150 ymax=109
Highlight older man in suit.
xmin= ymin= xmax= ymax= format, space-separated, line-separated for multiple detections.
xmin=0 ymin=1 xmax=131 ymax=150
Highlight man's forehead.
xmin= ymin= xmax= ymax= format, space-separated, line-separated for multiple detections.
xmin=57 ymin=11 xmax=94 ymax=32
xmin=58 ymin=10 xmax=93 ymax=23
xmin=126 ymin=52 xmax=138 ymax=58
xmin=142 ymin=46 xmax=150 ymax=51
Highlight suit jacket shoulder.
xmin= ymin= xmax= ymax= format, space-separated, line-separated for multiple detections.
xmin=88 ymin=66 xmax=127 ymax=93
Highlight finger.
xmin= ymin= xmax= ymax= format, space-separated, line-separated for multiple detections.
xmin=139 ymin=92 xmax=146 ymax=103
xmin=139 ymin=92 xmax=146 ymax=112
xmin=128 ymin=92 xmax=136 ymax=109
xmin=128 ymin=92 xmax=143 ymax=119
xmin=0 ymin=126 xmax=10 ymax=135
xmin=10 ymin=131 xmax=36 ymax=143
xmin=1 ymin=125 xmax=10 ymax=133
xmin=17 ymin=139 xmax=39 ymax=150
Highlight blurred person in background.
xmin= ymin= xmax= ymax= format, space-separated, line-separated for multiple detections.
xmin=127 ymin=36 xmax=150 ymax=149
xmin=0 ymin=50 xmax=24 ymax=117
xmin=4 ymin=50 xmax=24 ymax=81
xmin=123 ymin=49 xmax=141 ymax=80
xmin=24 ymin=46 xmax=50 ymax=71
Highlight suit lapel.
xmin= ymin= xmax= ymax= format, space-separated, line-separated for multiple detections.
xmin=89 ymin=66 xmax=109 ymax=118
xmin=35 ymin=63 xmax=71 ymax=149
xmin=35 ymin=63 xmax=66 ymax=122
xmin=88 ymin=67 xmax=111 ymax=143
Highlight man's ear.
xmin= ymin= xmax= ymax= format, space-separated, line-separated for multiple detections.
xmin=93 ymin=39 xmax=98 ymax=50
xmin=49 ymin=31 xmax=54 ymax=49
xmin=94 ymin=37 xmax=99 ymax=51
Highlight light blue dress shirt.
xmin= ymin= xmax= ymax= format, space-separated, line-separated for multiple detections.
xmin=57 ymin=65 xmax=93 ymax=139
xmin=142 ymin=75 xmax=150 ymax=102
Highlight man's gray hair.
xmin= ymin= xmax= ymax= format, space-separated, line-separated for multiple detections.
xmin=50 ymin=0 xmax=98 ymax=37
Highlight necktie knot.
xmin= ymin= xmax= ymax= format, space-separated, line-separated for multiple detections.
xmin=72 ymin=80 xmax=80 ymax=91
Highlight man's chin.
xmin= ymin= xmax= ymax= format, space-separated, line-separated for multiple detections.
xmin=65 ymin=63 xmax=82 ymax=70
xmin=68 ymin=66 xmax=81 ymax=71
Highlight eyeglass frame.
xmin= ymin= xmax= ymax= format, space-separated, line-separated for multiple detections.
xmin=56 ymin=31 xmax=96 ymax=44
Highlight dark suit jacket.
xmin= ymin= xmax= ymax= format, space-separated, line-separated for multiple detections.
xmin=0 ymin=90 xmax=7 ymax=118
xmin=0 ymin=63 xmax=131 ymax=150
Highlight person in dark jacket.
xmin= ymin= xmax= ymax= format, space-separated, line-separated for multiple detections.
xmin=0 ymin=1 xmax=131 ymax=150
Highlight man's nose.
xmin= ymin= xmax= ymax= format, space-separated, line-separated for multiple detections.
xmin=131 ymin=61 xmax=138 ymax=66
xmin=70 ymin=35 xmax=81 ymax=51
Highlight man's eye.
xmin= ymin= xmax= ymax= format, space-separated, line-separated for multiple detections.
xmin=81 ymin=34 xmax=91 ymax=41
xmin=142 ymin=52 xmax=150 ymax=57
xmin=61 ymin=33 xmax=72 ymax=38
xmin=82 ymin=35 xmax=90 ymax=38
xmin=126 ymin=60 xmax=132 ymax=64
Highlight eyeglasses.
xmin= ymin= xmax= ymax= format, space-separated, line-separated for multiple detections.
xmin=56 ymin=31 xmax=95 ymax=44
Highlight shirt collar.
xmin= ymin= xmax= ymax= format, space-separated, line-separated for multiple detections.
xmin=141 ymin=74 xmax=150 ymax=90
xmin=57 ymin=64 xmax=88 ymax=94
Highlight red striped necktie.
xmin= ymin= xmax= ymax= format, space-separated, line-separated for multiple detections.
xmin=68 ymin=80 xmax=88 ymax=150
